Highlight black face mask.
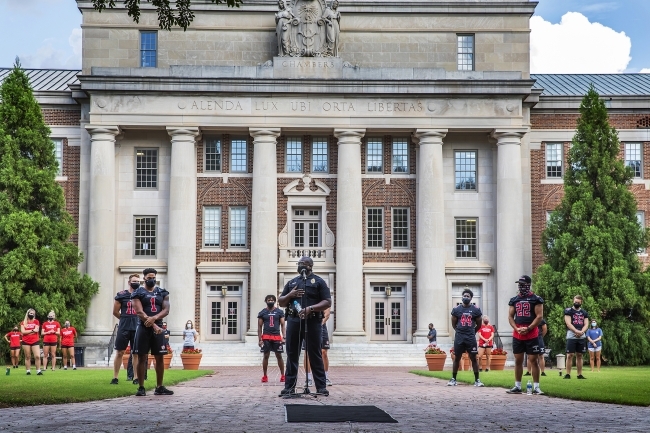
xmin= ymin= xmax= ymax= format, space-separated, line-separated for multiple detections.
xmin=130 ymin=282 xmax=140 ymax=289
xmin=48 ymin=317 xmax=54 ymax=321
xmin=65 ymin=324 xmax=70 ymax=328
xmin=13 ymin=328 xmax=18 ymax=332
xmin=266 ymin=302 xmax=275 ymax=308
xmin=518 ymin=285 xmax=531 ymax=296
xmin=462 ymin=297 xmax=471 ymax=305
xmin=28 ymin=314 xmax=35 ymax=319
xmin=145 ymin=279 xmax=156 ymax=288
xmin=574 ymin=302 xmax=582 ymax=309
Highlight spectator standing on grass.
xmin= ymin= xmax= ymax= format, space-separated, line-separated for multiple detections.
xmin=564 ymin=295 xmax=589 ymax=380
xmin=60 ymin=320 xmax=77 ymax=370
xmin=183 ymin=320 xmax=199 ymax=350
xmin=427 ymin=323 xmax=437 ymax=346
xmin=586 ymin=320 xmax=603 ymax=373
xmin=21 ymin=308 xmax=42 ymax=375
xmin=4 ymin=326 xmax=22 ymax=369
xmin=41 ymin=311 xmax=61 ymax=371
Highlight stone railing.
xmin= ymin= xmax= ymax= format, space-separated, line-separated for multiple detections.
xmin=280 ymin=248 xmax=334 ymax=263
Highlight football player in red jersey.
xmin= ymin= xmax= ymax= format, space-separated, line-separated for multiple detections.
xmin=4 ymin=326 xmax=22 ymax=369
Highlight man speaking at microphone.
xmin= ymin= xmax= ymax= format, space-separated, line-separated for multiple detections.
xmin=278 ymin=256 xmax=331 ymax=397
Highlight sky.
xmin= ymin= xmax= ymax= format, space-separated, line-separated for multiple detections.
xmin=0 ymin=0 xmax=648 ymax=73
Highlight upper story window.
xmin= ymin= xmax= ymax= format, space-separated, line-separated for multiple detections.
xmin=135 ymin=148 xmax=158 ymax=189
xmin=455 ymin=150 xmax=477 ymax=190
xmin=546 ymin=143 xmax=563 ymax=178
xmin=457 ymin=34 xmax=475 ymax=71
xmin=312 ymin=137 xmax=328 ymax=173
xmin=140 ymin=31 xmax=157 ymax=68
xmin=392 ymin=138 xmax=408 ymax=173
xmin=134 ymin=216 xmax=157 ymax=257
xmin=53 ymin=138 xmax=63 ymax=176
xmin=392 ymin=207 xmax=410 ymax=249
xmin=230 ymin=138 xmax=247 ymax=173
xmin=366 ymin=207 xmax=384 ymax=248
xmin=205 ymin=138 xmax=221 ymax=172
xmin=293 ymin=208 xmax=321 ymax=247
xmin=203 ymin=206 xmax=222 ymax=248
xmin=286 ymin=137 xmax=303 ymax=173
xmin=367 ymin=138 xmax=383 ymax=173
xmin=455 ymin=218 xmax=477 ymax=259
xmin=625 ymin=143 xmax=642 ymax=178
xmin=229 ymin=206 xmax=247 ymax=248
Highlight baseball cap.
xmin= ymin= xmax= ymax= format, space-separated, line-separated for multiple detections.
xmin=516 ymin=275 xmax=532 ymax=284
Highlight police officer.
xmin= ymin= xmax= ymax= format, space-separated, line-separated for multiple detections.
xmin=278 ymin=256 xmax=331 ymax=397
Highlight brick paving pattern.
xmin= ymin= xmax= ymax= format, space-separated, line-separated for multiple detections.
xmin=1 ymin=367 xmax=649 ymax=433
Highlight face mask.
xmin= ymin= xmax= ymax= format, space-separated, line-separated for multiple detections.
xmin=145 ymin=278 xmax=156 ymax=288
xmin=591 ymin=322 xmax=597 ymax=327
xmin=186 ymin=324 xmax=191 ymax=329
xmin=48 ymin=317 xmax=54 ymax=321
xmin=462 ymin=297 xmax=471 ymax=305
xmin=28 ymin=314 xmax=35 ymax=319
xmin=130 ymin=282 xmax=140 ymax=289
xmin=518 ymin=285 xmax=531 ymax=296
xmin=267 ymin=302 xmax=275 ymax=308
xmin=574 ymin=302 xmax=582 ymax=309
xmin=483 ymin=320 xmax=489 ymax=324
xmin=65 ymin=324 xmax=70 ymax=328
xmin=13 ymin=328 xmax=18 ymax=332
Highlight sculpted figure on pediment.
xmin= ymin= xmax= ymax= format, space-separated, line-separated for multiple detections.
xmin=276 ymin=0 xmax=296 ymax=57
xmin=275 ymin=0 xmax=341 ymax=57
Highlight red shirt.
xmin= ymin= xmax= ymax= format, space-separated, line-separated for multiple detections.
xmin=22 ymin=320 xmax=40 ymax=345
xmin=478 ymin=324 xmax=495 ymax=346
xmin=60 ymin=327 xmax=77 ymax=347
xmin=42 ymin=320 xmax=61 ymax=343
xmin=6 ymin=331 xmax=21 ymax=347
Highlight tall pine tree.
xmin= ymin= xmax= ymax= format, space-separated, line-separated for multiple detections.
xmin=535 ymin=86 xmax=650 ymax=365
xmin=0 ymin=62 xmax=98 ymax=357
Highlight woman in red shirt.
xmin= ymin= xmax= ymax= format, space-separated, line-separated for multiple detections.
xmin=60 ymin=320 xmax=78 ymax=370
xmin=4 ymin=326 xmax=22 ymax=369
xmin=21 ymin=308 xmax=42 ymax=375
xmin=41 ymin=311 xmax=61 ymax=371
xmin=477 ymin=315 xmax=495 ymax=372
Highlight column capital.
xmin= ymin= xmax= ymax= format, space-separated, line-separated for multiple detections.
xmin=334 ymin=129 xmax=365 ymax=143
xmin=413 ymin=129 xmax=448 ymax=145
xmin=166 ymin=126 xmax=200 ymax=141
xmin=249 ymin=128 xmax=281 ymax=139
xmin=491 ymin=128 xmax=529 ymax=145
xmin=85 ymin=125 xmax=120 ymax=140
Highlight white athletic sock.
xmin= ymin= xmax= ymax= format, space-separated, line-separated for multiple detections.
xmin=325 ymin=371 xmax=329 ymax=378
xmin=307 ymin=372 xmax=312 ymax=380
xmin=534 ymin=382 xmax=539 ymax=389
xmin=37 ymin=369 xmax=41 ymax=373
xmin=515 ymin=381 xmax=521 ymax=388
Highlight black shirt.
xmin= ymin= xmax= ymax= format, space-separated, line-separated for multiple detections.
xmin=258 ymin=308 xmax=285 ymax=336
xmin=508 ymin=293 xmax=544 ymax=326
xmin=115 ymin=289 xmax=138 ymax=331
xmin=281 ymin=273 xmax=331 ymax=318
xmin=131 ymin=286 xmax=169 ymax=326
xmin=451 ymin=304 xmax=482 ymax=338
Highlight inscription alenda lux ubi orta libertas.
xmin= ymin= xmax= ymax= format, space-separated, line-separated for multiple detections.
xmin=188 ymin=100 xmax=426 ymax=113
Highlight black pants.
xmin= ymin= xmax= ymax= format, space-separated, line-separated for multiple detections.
xmin=284 ymin=317 xmax=326 ymax=391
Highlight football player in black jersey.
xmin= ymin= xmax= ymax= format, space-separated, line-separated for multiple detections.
xmin=111 ymin=273 xmax=141 ymax=385
xmin=258 ymin=294 xmax=286 ymax=383
xmin=564 ymin=295 xmax=589 ymax=379
xmin=131 ymin=268 xmax=173 ymax=396
xmin=448 ymin=288 xmax=484 ymax=387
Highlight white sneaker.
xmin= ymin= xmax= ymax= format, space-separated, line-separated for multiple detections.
xmin=447 ymin=378 xmax=457 ymax=386
xmin=474 ymin=379 xmax=485 ymax=387
xmin=64 ymin=366 xmax=67 ymax=370
xmin=307 ymin=379 xmax=313 ymax=387
xmin=325 ymin=378 xmax=333 ymax=386
xmin=73 ymin=366 xmax=77 ymax=370
xmin=532 ymin=387 xmax=544 ymax=395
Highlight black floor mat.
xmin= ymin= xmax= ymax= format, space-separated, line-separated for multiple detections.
xmin=285 ymin=404 xmax=398 ymax=423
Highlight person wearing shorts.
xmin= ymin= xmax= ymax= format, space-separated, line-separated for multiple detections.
xmin=564 ymin=295 xmax=589 ymax=379
xmin=111 ymin=273 xmax=141 ymax=384
xmin=182 ymin=320 xmax=199 ymax=350
xmin=20 ymin=308 xmax=42 ymax=375
xmin=60 ymin=321 xmax=77 ymax=370
xmin=4 ymin=326 xmax=22 ymax=369
xmin=586 ymin=320 xmax=603 ymax=372
xmin=448 ymin=288 xmax=483 ymax=387
xmin=258 ymin=295 xmax=285 ymax=383
xmin=41 ymin=311 xmax=61 ymax=371
xmin=477 ymin=316 xmax=494 ymax=372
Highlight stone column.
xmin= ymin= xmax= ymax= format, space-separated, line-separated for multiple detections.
xmin=166 ymin=127 xmax=200 ymax=338
xmin=248 ymin=128 xmax=281 ymax=339
xmin=492 ymin=128 xmax=529 ymax=341
xmin=333 ymin=129 xmax=366 ymax=341
xmin=84 ymin=125 xmax=120 ymax=335
xmin=413 ymin=129 xmax=448 ymax=342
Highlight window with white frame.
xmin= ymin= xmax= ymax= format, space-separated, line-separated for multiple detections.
xmin=203 ymin=206 xmax=222 ymax=247
xmin=367 ymin=138 xmax=383 ymax=173
xmin=392 ymin=138 xmax=408 ymax=173
xmin=134 ymin=216 xmax=157 ymax=257
xmin=392 ymin=207 xmax=409 ymax=249
xmin=366 ymin=207 xmax=384 ymax=248
xmin=637 ymin=211 xmax=646 ymax=253
xmin=286 ymin=137 xmax=303 ymax=173
xmin=455 ymin=218 xmax=477 ymax=259
xmin=135 ymin=148 xmax=158 ymax=189
xmin=230 ymin=138 xmax=247 ymax=173
xmin=312 ymin=137 xmax=328 ymax=173
xmin=546 ymin=143 xmax=563 ymax=178
xmin=293 ymin=208 xmax=320 ymax=247
xmin=455 ymin=150 xmax=476 ymax=190
xmin=205 ymin=138 xmax=221 ymax=172
xmin=625 ymin=143 xmax=642 ymax=178
xmin=140 ymin=31 xmax=157 ymax=67
xmin=457 ymin=34 xmax=474 ymax=71
xmin=229 ymin=207 xmax=247 ymax=247
xmin=53 ymin=138 xmax=63 ymax=176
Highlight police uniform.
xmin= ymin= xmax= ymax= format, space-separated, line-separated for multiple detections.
xmin=281 ymin=273 xmax=331 ymax=392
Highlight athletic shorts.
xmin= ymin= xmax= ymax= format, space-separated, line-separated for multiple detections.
xmin=479 ymin=344 xmax=493 ymax=349
xmin=43 ymin=342 xmax=57 ymax=347
xmin=61 ymin=345 xmax=74 ymax=349
xmin=513 ymin=337 xmax=542 ymax=355
xmin=261 ymin=340 xmax=284 ymax=353
xmin=454 ymin=336 xmax=478 ymax=355
xmin=132 ymin=324 xmax=168 ymax=356
xmin=566 ymin=338 xmax=587 ymax=354
xmin=321 ymin=325 xmax=330 ymax=350
xmin=114 ymin=327 xmax=136 ymax=351
xmin=10 ymin=346 xmax=20 ymax=350
xmin=183 ymin=345 xmax=194 ymax=350
xmin=22 ymin=342 xmax=40 ymax=347
xmin=588 ymin=346 xmax=602 ymax=352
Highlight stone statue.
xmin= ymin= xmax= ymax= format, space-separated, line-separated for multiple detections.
xmin=322 ymin=0 xmax=340 ymax=57
xmin=276 ymin=0 xmax=295 ymax=57
xmin=275 ymin=0 xmax=341 ymax=58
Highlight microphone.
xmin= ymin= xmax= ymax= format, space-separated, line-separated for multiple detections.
xmin=301 ymin=269 xmax=307 ymax=280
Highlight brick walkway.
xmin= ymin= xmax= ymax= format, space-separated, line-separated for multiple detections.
xmin=1 ymin=367 xmax=649 ymax=432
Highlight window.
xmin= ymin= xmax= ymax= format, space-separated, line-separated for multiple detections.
xmin=205 ymin=138 xmax=221 ymax=172
xmin=140 ymin=31 xmax=157 ymax=68
xmin=135 ymin=148 xmax=158 ymax=189
xmin=203 ymin=207 xmax=222 ymax=247
xmin=286 ymin=137 xmax=303 ymax=173
xmin=367 ymin=138 xmax=383 ymax=173
xmin=230 ymin=138 xmax=247 ymax=173
xmin=392 ymin=138 xmax=408 ymax=173
xmin=392 ymin=207 xmax=409 ymax=249
xmin=312 ymin=137 xmax=328 ymax=173
xmin=455 ymin=150 xmax=477 ymax=190
xmin=293 ymin=208 xmax=320 ymax=247
xmin=546 ymin=143 xmax=563 ymax=178
xmin=229 ymin=207 xmax=247 ymax=247
xmin=134 ymin=216 xmax=157 ymax=257
xmin=366 ymin=208 xmax=384 ymax=248
xmin=457 ymin=34 xmax=474 ymax=71
xmin=625 ymin=143 xmax=642 ymax=178
xmin=53 ymin=138 xmax=63 ymax=176
xmin=455 ymin=218 xmax=477 ymax=259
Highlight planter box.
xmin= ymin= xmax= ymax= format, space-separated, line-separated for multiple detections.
xmin=425 ymin=354 xmax=447 ymax=371
xmin=490 ymin=354 xmax=507 ymax=370
xmin=180 ymin=353 xmax=202 ymax=370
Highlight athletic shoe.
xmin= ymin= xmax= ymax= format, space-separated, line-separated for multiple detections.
xmin=261 ymin=375 xmax=268 ymax=383
xmin=26 ymin=371 xmax=31 ymax=375
xmin=447 ymin=378 xmax=457 ymax=386
xmin=523 ymin=372 xmax=531 ymax=376
xmin=541 ymin=372 xmax=547 ymax=376
xmin=577 ymin=375 xmax=587 ymax=379
xmin=37 ymin=371 xmax=43 ymax=376
xmin=73 ymin=366 xmax=77 ymax=370
xmin=315 ymin=388 xmax=329 ymax=396
xmin=479 ymin=369 xmax=483 ymax=372
xmin=485 ymin=369 xmax=489 ymax=372
xmin=136 ymin=386 xmax=146 ymax=396
xmin=133 ymin=379 xmax=139 ymax=385
xmin=127 ymin=376 xmax=133 ymax=381
xmin=154 ymin=386 xmax=174 ymax=395
xmin=506 ymin=386 xmax=522 ymax=394
xmin=279 ymin=388 xmax=296 ymax=397
xmin=325 ymin=378 xmax=333 ymax=386
xmin=110 ymin=378 xmax=119 ymax=385
xmin=63 ymin=366 xmax=67 ymax=370
xmin=563 ymin=374 xmax=571 ymax=379
xmin=280 ymin=375 xmax=285 ymax=383
xmin=474 ymin=379 xmax=485 ymax=387
xmin=532 ymin=388 xmax=544 ymax=395
xmin=308 ymin=379 xmax=313 ymax=387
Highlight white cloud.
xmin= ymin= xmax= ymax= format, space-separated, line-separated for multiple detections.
xmin=19 ymin=27 xmax=81 ymax=69
xmin=640 ymin=69 xmax=650 ymax=74
xmin=530 ymin=12 xmax=631 ymax=73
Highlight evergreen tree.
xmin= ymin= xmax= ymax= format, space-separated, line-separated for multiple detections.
xmin=535 ymin=86 xmax=650 ymax=365
xmin=0 ymin=62 xmax=98 ymax=357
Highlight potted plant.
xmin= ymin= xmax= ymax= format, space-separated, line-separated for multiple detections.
xmin=424 ymin=345 xmax=447 ymax=371
xmin=180 ymin=347 xmax=202 ymax=370
xmin=489 ymin=348 xmax=508 ymax=370
xmin=449 ymin=347 xmax=470 ymax=370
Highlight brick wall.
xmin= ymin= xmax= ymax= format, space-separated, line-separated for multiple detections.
xmin=42 ymin=109 xmax=81 ymax=126
xmin=532 ymin=113 xmax=650 ymax=130
xmin=57 ymin=138 xmax=81 ymax=245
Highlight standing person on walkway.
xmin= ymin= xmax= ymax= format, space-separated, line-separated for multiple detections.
xmin=131 ymin=268 xmax=173 ymax=396
xmin=564 ymin=295 xmax=589 ymax=379
xmin=427 ymin=323 xmax=437 ymax=346
xmin=278 ymin=257 xmax=331 ymax=397
xmin=258 ymin=294 xmax=286 ymax=383
xmin=60 ymin=320 xmax=77 ymax=370
xmin=4 ymin=326 xmax=22 ymax=369
xmin=526 ymin=318 xmax=548 ymax=377
xmin=506 ymin=275 xmax=544 ymax=395
xmin=447 ymin=288 xmax=484 ymax=387
xmin=304 ymin=307 xmax=333 ymax=386
xmin=586 ymin=319 xmax=603 ymax=372
xmin=477 ymin=315 xmax=494 ymax=372
xmin=183 ymin=320 xmax=199 ymax=350
xmin=41 ymin=311 xmax=61 ymax=371
xmin=20 ymin=308 xmax=42 ymax=375
xmin=111 ymin=273 xmax=141 ymax=385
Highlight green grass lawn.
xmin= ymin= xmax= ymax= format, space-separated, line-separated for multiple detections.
xmin=411 ymin=367 xmax=650 ymax=406
xmin=0 ymin=368 xmax=211 ymax=407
